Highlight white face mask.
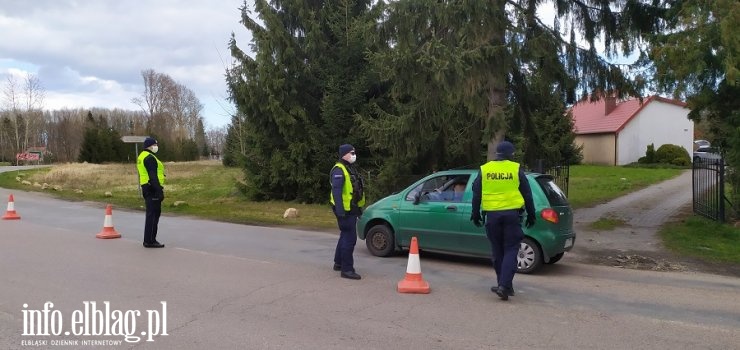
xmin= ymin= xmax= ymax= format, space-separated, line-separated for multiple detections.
xmin=150 ymin=145 xmax=159 ymax=153
xmin=348 ymin=154 xmax=357 ymax=164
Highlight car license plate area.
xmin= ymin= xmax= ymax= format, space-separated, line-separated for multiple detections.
xmin=564 ymin=238 xmax=574 ymax=249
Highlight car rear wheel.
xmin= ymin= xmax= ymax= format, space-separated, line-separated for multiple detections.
xmin=365 ymin=224 xmax=396 ymax=257
xmin=517 ymin=237 xmax=543 ymax=274
xmin=545 ymin=252 xmax=564 ymax=264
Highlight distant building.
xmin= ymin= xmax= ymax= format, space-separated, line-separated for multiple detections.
xmin=571 ymin=96 xmax=692 ymax=165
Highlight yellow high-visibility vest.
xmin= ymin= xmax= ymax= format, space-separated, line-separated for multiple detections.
xmin=329 ymin=162 xmax=365 ymax=210
xmin=137 ymin=151 xmax=165 ymax=186
xmin=480 ymin=160 xmax=524 ymax=211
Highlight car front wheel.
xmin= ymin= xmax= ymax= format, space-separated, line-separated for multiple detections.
xmin=517 ymin=237 xmax=543 ymax=274
xmin=365 ymin=224 xmax=396 ymax=257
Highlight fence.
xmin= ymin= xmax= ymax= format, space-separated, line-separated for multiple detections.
xmin=527 ymin=159 xmax=570 ymax=197
xmin=692 ymin=157 xmax=727 ymax=222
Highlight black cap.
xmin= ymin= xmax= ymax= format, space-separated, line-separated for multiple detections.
xmin=144 ymin=137 xmax=157 ymax=149
xmin=496 ymin=141 xmax=515 ymax=158
xmin=338 ymin=144 xmax=354 ymax=157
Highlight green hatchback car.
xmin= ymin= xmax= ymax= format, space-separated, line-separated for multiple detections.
xmin=357 ymin=169 xmax=575 ymax=273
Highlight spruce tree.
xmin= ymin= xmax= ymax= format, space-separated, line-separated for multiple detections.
xmin=78 ymin=112 xmax=100 ymax=163
xmin=363 ymin=0 xmax=666 ymax=168
xmin=227 ymin=0 xmax=379 ymax=202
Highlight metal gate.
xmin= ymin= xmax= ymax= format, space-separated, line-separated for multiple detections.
xmin=529 ymin=159 xmax=569 ymax=197
xmin=692 ymin=158 xmax=725 ymax=222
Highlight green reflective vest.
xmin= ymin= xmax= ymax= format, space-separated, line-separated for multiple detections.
xmin=480 ymin=160 xmax=524 ymax=211
xmin=137 ymin=151 xmax=165 ymax=186
xmin=329 ymin=162 xmax=365 ymax=211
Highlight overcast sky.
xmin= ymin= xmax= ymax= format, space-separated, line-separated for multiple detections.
xmin=1 ymin=1 xmax=619 ymax=130
xmin=0 ymin=0 xmax=253 ymax=128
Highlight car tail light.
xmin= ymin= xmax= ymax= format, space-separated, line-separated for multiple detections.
xmin=541 ymin=208 xmax=559 ymax=224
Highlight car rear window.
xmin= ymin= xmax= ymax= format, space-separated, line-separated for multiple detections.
xmin=535 ymin=176 xmax=568 ymax=206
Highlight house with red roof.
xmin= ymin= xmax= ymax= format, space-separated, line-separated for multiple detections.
xmin=571 ymin=95 xmax=692 ymax=165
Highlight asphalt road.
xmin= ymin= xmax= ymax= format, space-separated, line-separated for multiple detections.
xmin=1 ymin=169 xmax=739 ymax=349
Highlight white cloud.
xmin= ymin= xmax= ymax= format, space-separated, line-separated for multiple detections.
xmin=0 ymin=0 xmax=252 ymax=128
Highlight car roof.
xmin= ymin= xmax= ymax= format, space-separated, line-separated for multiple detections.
xmin=434 ymin=168 xmax=546 ymax=177
xmin=694 ymin=139 xmax=711 ymax=146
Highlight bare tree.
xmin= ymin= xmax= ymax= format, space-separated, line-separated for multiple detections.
xmin=133 ymin=69 xmax=204 ymax=153
xmin=44 ymin=109 xmax=85 ymax=162
xmin=206 ymin=125 xmax=227 ymax=158
xmin=1 ymin=74 xmax=45 ymax=163
xmin=132 ymin=69 xmax=166 ymax=120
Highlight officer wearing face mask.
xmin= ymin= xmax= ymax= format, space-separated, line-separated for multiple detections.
xmin=330 ymin=144 xmax=365 ymax=280
xmin=137 ymin=137 xmax=166 ymax=248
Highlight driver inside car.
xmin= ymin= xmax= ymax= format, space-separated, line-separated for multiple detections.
xmin=426 ymin=182 xmax=466 ymax=201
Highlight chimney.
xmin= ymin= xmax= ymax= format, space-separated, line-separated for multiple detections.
xmin=605 ymin=96 xmax=617 ymax=115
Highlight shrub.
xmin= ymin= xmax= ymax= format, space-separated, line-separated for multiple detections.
xmin=644 ymin=143 xmax=657 ymax=163
xmin=671 ymin=157 xmax=690 ymax=166
xmin=656 ymin=144 xmax=690 ymax=165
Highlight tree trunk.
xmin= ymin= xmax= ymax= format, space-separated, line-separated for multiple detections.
xmin=486 ymin=2 xmax=508 ymax=161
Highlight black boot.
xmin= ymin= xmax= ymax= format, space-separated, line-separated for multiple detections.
xmin=341 ymin=271 xmax=361 ymax=280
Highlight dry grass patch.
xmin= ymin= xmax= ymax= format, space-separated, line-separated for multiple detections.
xmin=30 ymin=162 xmax=137 ymax=189
xmin=0 ymin=160 xmax=337 ymax=230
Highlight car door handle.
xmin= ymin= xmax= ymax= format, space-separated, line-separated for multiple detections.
xmin=446 ymin=206 xmax=457 ymax=211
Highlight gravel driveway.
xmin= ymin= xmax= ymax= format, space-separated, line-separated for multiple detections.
xmin=568 ymin=170 xmax=739 ymax=276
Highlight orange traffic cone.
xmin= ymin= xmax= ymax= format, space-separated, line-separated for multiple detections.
xmin=96 ymin=204 xmax=121 ymax=239
xmin=2 ymin=194 xmax=21 ymax=220
xmin=397 ymin=236 xmax=430 ymax=294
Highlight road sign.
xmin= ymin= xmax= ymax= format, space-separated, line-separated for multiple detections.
xmin=16 ymin=153 xmax=40 ymax=161
xmin=121 ymin=136 xmax=149 ymax=143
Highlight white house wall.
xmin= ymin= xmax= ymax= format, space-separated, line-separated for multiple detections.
xmin=616 ymin=101 xmax=692 ymax=165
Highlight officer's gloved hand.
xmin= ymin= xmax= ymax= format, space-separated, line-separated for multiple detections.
xmin=525 ymin=214 xmax=536 ymax=228
xmin=470 ymin=212 xmax=482 ymax=227
xmin=155 ymin=186 xmax=165 ymax=200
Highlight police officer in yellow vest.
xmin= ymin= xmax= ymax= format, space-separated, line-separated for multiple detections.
xmin=330 ymin=144 xmax=365 ymax=280
xmin=471 ymin=141 xmax=535 ymax=300
xmin=137 ymin=137 xmax=166 ymax=248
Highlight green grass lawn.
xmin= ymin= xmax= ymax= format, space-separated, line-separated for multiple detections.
xmin=567 ymin=165 xmax=685 ymax=208
xmin=660 ymin=215 xmax=740 ymax=264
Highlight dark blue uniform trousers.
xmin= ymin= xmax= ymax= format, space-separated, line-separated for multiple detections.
xmin=485 ymin=210 xmax=524 ymax=289
xmin=144 ymin=194 xmax=162 ymax=243
xmin=334 ymin=214 xmax=358 ymax=273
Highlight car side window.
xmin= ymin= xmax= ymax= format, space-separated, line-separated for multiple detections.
xmin=405 ymin=175 xmax=448 ymax=201
xmin=404 ymin=174 xmax=471 ymax=202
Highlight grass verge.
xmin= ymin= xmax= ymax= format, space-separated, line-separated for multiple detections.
xmin=660 ymin=215 xmax=740 ymax=264
xmin=589 ymin=216 xmax=627 ymax=230
xmin=568 ymin=165 xmax=684 ymax=208
xmin=0 ymin=161 xmax=338 ymax=230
